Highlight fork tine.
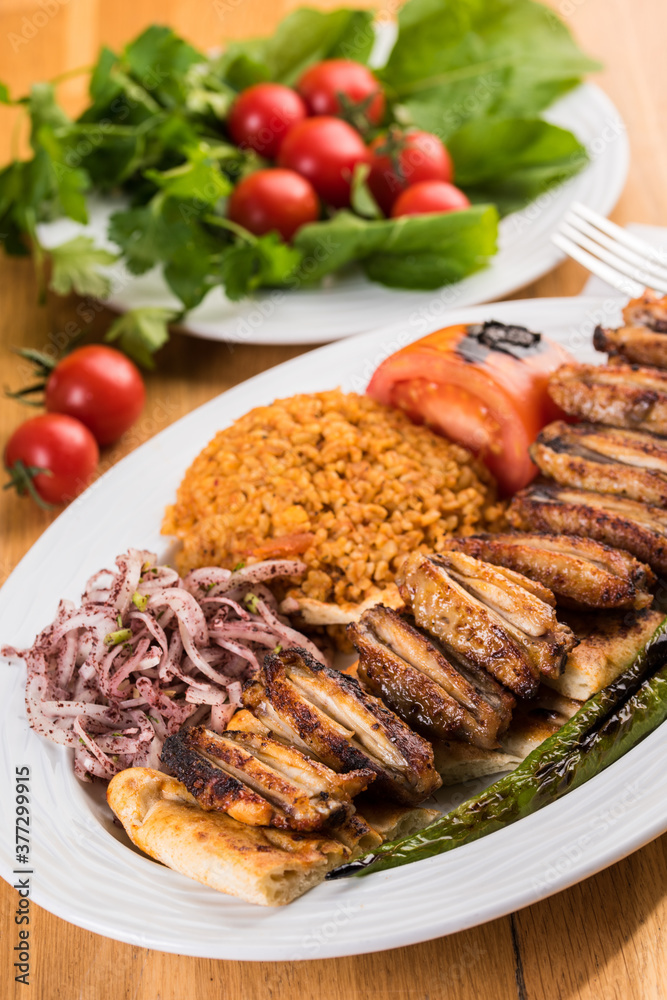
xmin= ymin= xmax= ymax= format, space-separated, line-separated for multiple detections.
xmin=564 ymin=212 xmax=667 ymax=284
xmin=571 ymin=202 xmax=667 ymax=265
xmin=558 ymin=220 xmax=667 ymax=294
xmin=551 ymin=232 xmax=644 ymax=297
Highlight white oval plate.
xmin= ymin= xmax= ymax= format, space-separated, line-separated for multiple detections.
xmin=2 ymin=295 xmax=662 ymax=962
xmin=36 ymin=83 xmax=628 ymax=345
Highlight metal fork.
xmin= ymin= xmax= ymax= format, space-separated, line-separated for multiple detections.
xmin=552 ymin=202 xmax=667 ymax=296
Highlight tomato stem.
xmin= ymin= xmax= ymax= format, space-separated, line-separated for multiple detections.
xmin=5 ymin=334 xmax=88 ymax=405
xmin=3 ymin=459 xmax=56 ymax=509
xmin=4 ymin=383 xmax=46 ymax=406
xmin=372 ymin=126 xmax=411 ymax=184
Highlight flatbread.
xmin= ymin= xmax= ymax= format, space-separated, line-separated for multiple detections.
xmin=545 ymin=608 xmax=666 ymax=700
xmin=431 ymin=739 xmax=521 ymax=785
xmin=281 ymin=586 xmax=403 ymax=626
xmin=107 ymin=767 xmax=440 ymax=906
xmin=107 ymin=767 xmax=349 ymax=907
xmin=357 ymin=799 xmax=439 ymax=838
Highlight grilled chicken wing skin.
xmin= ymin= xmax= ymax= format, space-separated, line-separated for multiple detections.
xmin=594 ymin=325 xmax=667 ymax=369
xmin=623 ymin=289 xmax=667 ymax=331
xmin=549 ymin=363 xmax=667 ymax=435
xmin=161 ymin=724 xmax=375 ymax=831
xmin=443 ymin=533 xmax=654 ymax=611
xmin=161 ymin=729 xmax=275 ymax=827
xmin=530 ymin=421 xmax=667 ymax=507
xmin=396 ymin=552 xmax=575 ymax=699
xmin=507 ymin=483 xmax=667 ymax=576
xmin=348 ymin=606 xmax=514 ymax=749
xmin=593 ymin=291 xmax=667 ymax=368
xmin=242 ymin=647 xmax=441 ymax=805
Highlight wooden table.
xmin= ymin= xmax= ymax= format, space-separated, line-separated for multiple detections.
xmin=1 ymin=0 xmax=666 ymax=996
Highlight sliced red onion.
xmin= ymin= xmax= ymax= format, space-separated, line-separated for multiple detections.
xmin=147 ymin=588 xmax=208 ymax=646
xmin=254 ymin=597 xmax=328 ymax=666
xmin=10 ymin=550 xmax=315 ymax=781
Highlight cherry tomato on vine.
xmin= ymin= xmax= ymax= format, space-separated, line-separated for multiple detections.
xmin=228 ymin=169 xmax=320 ymax=241
xmin=297 ymin=59 xmax=385 ymax=126
xmin=45 ymin=345 xmax=145 ymax=446
xmin=367 ymin=129 xmax=454 ymax=216
xmin=391 ymin=180 xmax=470 ymax=217
xmin=278 ymin=116 xmax=370 ymax=208
xmin=4 ymin=414 xmax=99 ymax=507
xmin=227 ymin=83 xmax=308 ymax=159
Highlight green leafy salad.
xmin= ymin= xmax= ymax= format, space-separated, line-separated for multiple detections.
xmin=0 ymin=0 xmax=599 ymax=364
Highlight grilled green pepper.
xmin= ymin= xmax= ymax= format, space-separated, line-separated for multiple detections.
xmin=328 ymin=616 xmax=667 ymax=879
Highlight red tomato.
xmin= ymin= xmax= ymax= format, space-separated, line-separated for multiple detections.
xmin=391 ymin=180 xmax=470 ymax=217
xmin=278 ymin=116 xmax=370 ymax=208
xmin=4 ymin=414 xmax=99 ymax=506
xmin=45 ymin=345 xmax=145 ymax=446
xmin=366 ymin=323 xmax=573 ymax=496
xmin=368 ymin=130 xmax=454 ymax=216
xmin=297 ymin=59 xmax=385 ymax=125
xmin=228 ymin=169 xmax=320 ymax=241
xmin=227 ymin=83 xmax=307 ymax=159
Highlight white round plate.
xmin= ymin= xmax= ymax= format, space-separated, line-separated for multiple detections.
xmin=2 ymin=295 xmax=662 ymax=961
xmin=36 ymin=83 xmax=629 ymax=345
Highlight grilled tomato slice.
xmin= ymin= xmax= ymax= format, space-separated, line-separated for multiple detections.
xmin=366 ymin=321 xmax=572 ymax=496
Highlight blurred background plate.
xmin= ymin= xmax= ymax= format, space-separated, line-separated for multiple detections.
xmin=36 ymin=82 xmax=629 ymax=345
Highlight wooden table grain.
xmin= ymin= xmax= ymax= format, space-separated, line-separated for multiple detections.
xmin=1 ymin=0 xmax=667 ymax=996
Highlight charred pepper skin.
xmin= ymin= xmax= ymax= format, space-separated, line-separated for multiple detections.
xmin=328 ymin=617 xmax=667 ymax=880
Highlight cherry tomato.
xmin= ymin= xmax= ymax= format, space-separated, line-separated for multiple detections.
xmin=368 ymin=130 xmax=454 ymax=216
xmin=367 ymin=323 xmax=573 ymax=496
xmin=297 ymin=59 xmax=385 ymax=125
xmin=391 ymin=180 xmax=470 ymax=217
xmin=227 ymin=83 xmax=307 ymax=159
xmin=45 ymin=345 xmax=145 ymax=446
xmin=4 ymin=414 xmax=99 ymax=506
xmin=228 ymin=169 xmax=320 ymax=241
xmin=278 ymin=116 xmax=370 ymax=208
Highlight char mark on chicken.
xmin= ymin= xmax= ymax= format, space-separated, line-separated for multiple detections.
xmin=241 ymin=647 xmax=442 ymax=806
xmin=548 ymin=363 xmax=667 ymax=435
xmin=530 ymin=421 xmax=667 ymax=508
xmin=348 ymin=606 xmax=514 ymax=749
xmin=443 ymin=533 xmax=654 ymax=611
xmin=161 ymin=723 xmax=375 ymax=832
xmin=507 ymin=482 xmax=667 ymax=577
xmin=396 ymin=552 xmax=575 ymax=700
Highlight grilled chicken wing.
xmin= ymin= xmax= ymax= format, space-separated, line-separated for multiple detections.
xmin=594 ymin=325 xmax=667 ymax=369
xmin=593 ymin=290 xmax=667 ymax=368
xmin=161 ymin=724 xmax=374 ymax=832
xmin=530 ymin=421 xmax=667 ymax=507
xmin=397 ymin=552 xmax=575 ymax=699
xmin=623 ymin=289 xmax=667 ymax=330
xmin=348 ymin=606 xmax=514 ymax=749
xmin=507 ymin=482 xmax=667 ymax=576
xmin=444 ymin=534 xmax=654 ymax=611
xmin=242 ymin=647 xmax=441 ymax=805
xmin=549 ymin=363 xmax=667 ymax=435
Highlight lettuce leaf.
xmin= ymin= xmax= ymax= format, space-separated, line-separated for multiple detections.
xmin=218 ymin=8 xmax=375 ymax=90
xmin=448 ymin=117 xmax=589 ymax=215
xmin=381 ymin=0 xmax=601 ymax=137
xmin=293 ymin=205 xmax=498 ymax=288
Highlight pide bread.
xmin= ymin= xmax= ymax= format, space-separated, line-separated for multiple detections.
xmin=107 ymin=767 xmax=439 ymax=906
xmin=107 ymin=767 xmax=350 ymax=906
xmin=545 ymin=608 xmax=666 ymax=700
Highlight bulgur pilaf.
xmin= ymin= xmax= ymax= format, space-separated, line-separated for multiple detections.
xmin=163 ymin=391 xmax=502 ymax=609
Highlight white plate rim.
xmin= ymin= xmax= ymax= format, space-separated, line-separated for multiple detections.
xmin=4 ymin=294 xmax=667 ymax=961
